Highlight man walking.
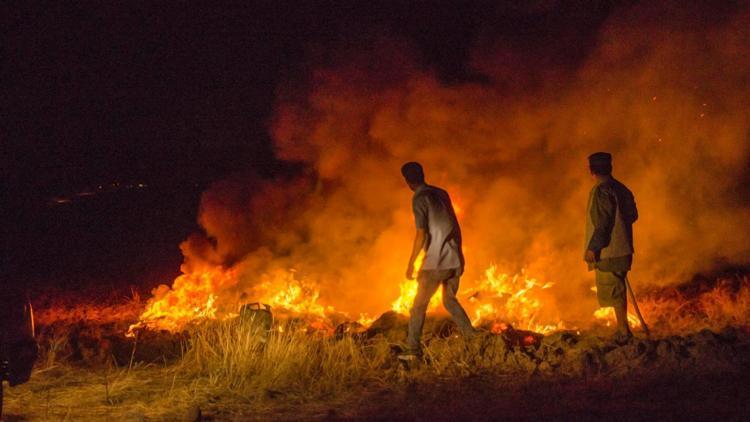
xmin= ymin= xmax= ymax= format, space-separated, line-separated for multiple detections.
xmin=400 ymin=162 xmax=475 ymax=358
xmin=584 ymin=152 xmax=639 ymax=344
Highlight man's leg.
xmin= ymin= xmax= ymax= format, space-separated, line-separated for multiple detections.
xmin=612 ymin=271 xmax=631 ymax=336
xmin=596 ymin=269 xmax=630 ymax=337
xmin=442 ymin=273 xmax=476 ymax=338
xmin=405 ymin=271 xmax=441 ymax=352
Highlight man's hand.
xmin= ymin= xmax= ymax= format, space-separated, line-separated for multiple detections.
xmin=584 ymin=249 xmax=597 ymax=263
xmin=406 ymin=263 xmax=415 ymax=280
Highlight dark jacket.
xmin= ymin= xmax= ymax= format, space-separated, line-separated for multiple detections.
xmin=584 ymin=177 xmax=638 ymax=261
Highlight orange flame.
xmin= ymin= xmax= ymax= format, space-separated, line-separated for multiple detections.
xmin=131 ymin=244 xmax=567 ymax=336
xmin=129 ymin=267 xmax=237 ymax=334
xmin=129 ymin=267 xmax=335 ymax=335
xmin=391 ymin=252 xmax=442 ymax=314
xmin=255 ymin=269 xmax=333 ymax=318
xmin=466 ymin=265 xmax=563 ymax=334
xmin=593 ymin=307 xmax=641 ymax=328
xmin=389 ymin=260 xmax=563 ymax=335
xmin=590 ymin=285 xmax=642 ymax=328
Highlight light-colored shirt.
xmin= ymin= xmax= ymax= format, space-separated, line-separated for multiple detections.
xmin=412 ymin=184 xmax=464 ymax=271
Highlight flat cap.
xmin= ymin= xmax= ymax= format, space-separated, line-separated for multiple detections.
xmin=588 ymin=152 xmax=612 ymax=167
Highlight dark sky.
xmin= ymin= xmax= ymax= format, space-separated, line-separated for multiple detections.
xmin=3 ymin=1 xmax=618 ymax=197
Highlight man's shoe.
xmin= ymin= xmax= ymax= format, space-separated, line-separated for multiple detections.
xmin=397 ymin=347 xmax=422 ymax=361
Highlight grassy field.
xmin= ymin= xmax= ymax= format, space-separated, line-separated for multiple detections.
xmin=4 ymin=318 xmax=477 ymax=420
xmin=4 ymin=275 xmax=750 ymax=420
xmin=5 ymin=315 xmax=750 ymax=421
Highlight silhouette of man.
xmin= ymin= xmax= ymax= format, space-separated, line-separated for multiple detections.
xmin=400 ymin=162 xmax=475 ymax=357
xmin=584 ymin=152 xmax=638 ymax=343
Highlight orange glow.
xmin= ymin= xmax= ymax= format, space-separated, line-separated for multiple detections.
xmin=131 ymin=267 xmax=337 ymax=335
xmin=256 ymin=269 xmax=333 ymax=318
xmin=356 ymin=313 xmax=375 ymax=327
xmin=466 ymin=265 xmax=562 ymax=334
xmin=391 ymin=252 xmax=442 ymax=314
xmin=593 ymin=307 xmax=641 ymax=328
xmin=131 ymin=245 xmax=565 ymax=335
xmin=126 ymin=12 xmax=750 ymax=339
xmin=391 ymin=278 xmax=442 ymax=315
xmin=129 ymin=267 xmax=237 ymax=334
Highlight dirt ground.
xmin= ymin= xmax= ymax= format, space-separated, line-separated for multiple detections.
xmin=3 ymin=342 xmax=749 ymax=421
xmin=246 ymin=369 xmax=750 ymax=422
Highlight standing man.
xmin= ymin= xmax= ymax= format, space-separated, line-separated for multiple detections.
xmin=584 ymin=152 xmax=638 ymax=343
xmin=400 ymin=162 xmax=475 ymax=358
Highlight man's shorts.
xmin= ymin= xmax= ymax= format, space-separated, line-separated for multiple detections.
xmin=418 ymin=268 xmax=461 ymax=284
xmin=595 ymin=270 xmax=627 ymax=307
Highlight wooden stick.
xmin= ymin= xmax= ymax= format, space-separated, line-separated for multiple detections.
xmin=625 ymin=277 xmax=650 ymax=337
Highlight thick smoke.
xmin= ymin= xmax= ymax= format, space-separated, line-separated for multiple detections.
xmin=156 ymin=3 xmax=750 ymax=324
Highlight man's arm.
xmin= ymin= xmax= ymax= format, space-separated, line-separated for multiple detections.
xmin=586 ymin=186 xmax=616 ymax=262
xmin=626 ymin=188 xmax=638 ymax=224
xmin=406 ymin=228 xmax=426 ymax=280
xmin=407 ymin=193 xmax=428 ymax=279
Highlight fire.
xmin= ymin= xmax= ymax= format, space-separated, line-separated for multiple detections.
xmin=589 ymin=285 xmax=642 ymax=328
xmin=119 ymin=12 xmax=750 ymax=343
xmin=128 ymin=200 xmax=639 ymax=338
xmin=389 ymin=261 xmax=564 ymax=335
xmin=130 ymin=267 xmax=335 ymax=335
xmin=255 ymin=269 xmax=333 ymax=318
xmin=356 ymin=314 xmax=375 ymax=327
xmin=466 ymin=266 xmax=562 ymax=334
xmin=391 ymin=252 xmax=442 ymax=314
xmin=132 ymin=247 xmax=563 ymax=336
xmin=130 ymin=252 xmax=569 ymax=336
xmin=593 ymin=307 xmax=641 ymax=328
xmin=391 ymin=278 xmax=442 ymax=315
xmin=129 ymin=267 xmax=238 ymax=333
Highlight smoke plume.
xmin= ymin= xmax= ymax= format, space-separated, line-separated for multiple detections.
xmin=152 ymin=2 xmax=750 ymax=325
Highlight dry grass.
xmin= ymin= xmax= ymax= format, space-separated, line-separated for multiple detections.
xmin=3 ymin=364 xmax=198 ymax=420
xmin=183 ymin=319 xmax=394 ymax=400
xmin=4 ymin=319 xmax=492 ymax=420
xmin=639 ymin=276 xmax=750 ymax=335
xmin=32 ymin=288 xmax=143 ymax=327
xmin=6 ymin=275 xmax=750 ymax=420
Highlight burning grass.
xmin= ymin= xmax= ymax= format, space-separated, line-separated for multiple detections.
xmin=637 ymin=276 xmax=750 ymax=335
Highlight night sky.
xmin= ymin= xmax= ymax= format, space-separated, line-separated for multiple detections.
xmin=4 ymin=2 xmax=621 ymax=192
xmin=1 ymin=1 xmax=643 ymax=291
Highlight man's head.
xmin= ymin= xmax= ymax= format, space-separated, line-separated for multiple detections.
xmin=588 ymin=152 xmax=613 ymax=178
xmin=401 ymin=161 xmax=425 ymax=191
